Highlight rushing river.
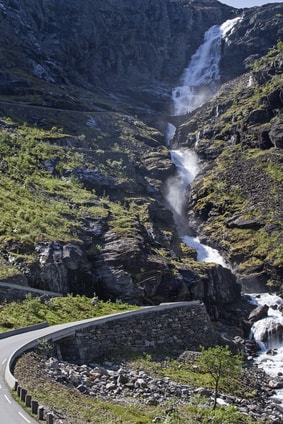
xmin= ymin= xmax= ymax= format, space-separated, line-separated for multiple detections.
xmin=250 ymin=294 xmax=283 ymax=404
xmin=165 ymin=17 xmax=283 ymax=405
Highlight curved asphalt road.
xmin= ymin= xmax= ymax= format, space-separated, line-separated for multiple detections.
xmin=0 ymin=330 xmax=40 ymax=424
xmin=0 ymin=317 xmax=118 ymax=424
xmin=0 ymin=310 xmax=152 ymax=423
xmin=0 ymin=302 xmax=198 ymax=423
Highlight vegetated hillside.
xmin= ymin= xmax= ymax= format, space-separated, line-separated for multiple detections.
xmin=0 ymin=104 xmax=239 ymax=318
xmin=0 ymin=0 xmax=282 ymax=317
xmin=174 ymin=43 xmax=283 ymax=292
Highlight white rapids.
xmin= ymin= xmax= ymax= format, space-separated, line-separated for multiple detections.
xmin=250 ymin=294 xmax=283 ymax=404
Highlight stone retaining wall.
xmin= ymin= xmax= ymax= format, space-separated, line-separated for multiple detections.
xmin=55 ymin=301 xmax=216 ymax=363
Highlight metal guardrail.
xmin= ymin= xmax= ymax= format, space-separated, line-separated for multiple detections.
xmin=0 ymin=322 xmax=49 ymax=339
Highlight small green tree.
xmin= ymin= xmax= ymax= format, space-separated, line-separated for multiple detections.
xmin=197 ymin=345 xmax=243 ymax=410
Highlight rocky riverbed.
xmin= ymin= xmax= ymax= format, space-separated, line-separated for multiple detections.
xmin=14 ymin=351 xmax=283 ymax=423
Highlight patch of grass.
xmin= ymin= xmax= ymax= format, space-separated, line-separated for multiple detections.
xmin=0 ymin=294 xmax=139 ymax=332
xmin=0 ymin=122 xmax=127 ymax=250
xmin=0 ymin=175 xmax=78 ymax=244
xmin=14 ymin=379 xmax=160 ymax=424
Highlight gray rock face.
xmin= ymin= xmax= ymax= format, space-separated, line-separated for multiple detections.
xmin=27 ymin=226 xmax=242 ymax=320
xmin=0 ymin=0 xmax=233 ymax=103
xmin=220 ymin=4 xmax=283 ymax=81
xmin=2 ymin=0 xmax=280 ymax=108
xmin=34 ymin=242 xmax=96 ymax=296
xmin=269 ymin=123 xmax=283 ymax=149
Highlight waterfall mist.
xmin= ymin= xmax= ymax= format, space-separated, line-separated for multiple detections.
xmin=164 ymin=149 xmax=200 ymax=235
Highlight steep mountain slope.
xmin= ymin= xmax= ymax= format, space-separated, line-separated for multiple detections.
xmin=175 ymin=43 xmax=283 ymax=292
xmin=0 ymin=0 xmax=233 ymax=112
xmin=0 ymin=0 xmax=282 ymax=316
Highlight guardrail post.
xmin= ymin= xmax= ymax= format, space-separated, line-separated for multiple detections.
xmin=20 ymin=387 xmax=27 ymax=402
xmin=31 ymin=399 xmax=38 ymax=414
xmin=38 ymin=405 xmax=44 ymax=420
xmin=17 ymin=385 xmax=21 ymax=397
xmin=25 ymin=394 xmax=32 ymax=407
xmin=46 ymin=412 xmax=54 ymax=424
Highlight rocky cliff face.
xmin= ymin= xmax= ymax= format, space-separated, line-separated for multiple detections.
xmin=220 ymin=4 xmax=283 ymax=81
xmin=0 ymin=0 xmax=233 ymax=110
xmin=0 ymin=0 xmax=282 ymax=316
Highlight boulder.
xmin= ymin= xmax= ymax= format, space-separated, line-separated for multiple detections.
xmin=247 ymin=109 xmax=273 ymax=125
xmin=268 ymin=380 xmax=283 ymax=390
xmin=252 ymin=319 xmax=283 ymax=348
xmin=269 ymin=123 xmax=283 ymax=148
xmin=248 ymin=305 xmax=269 ymax=323
xmin=34 ymin=241 xmax=97 ymax=296
xmin=226 ymin=215 xmax=263 ymax=230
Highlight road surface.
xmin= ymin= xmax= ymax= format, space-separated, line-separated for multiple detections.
xmin=0 ymin=311 xmax=148 ymax=423
xmin=0 ymin=302 xmax=198 ymax=423
xmin=0 ymin=318 xmax=108 ymax=424
xmin=0 ymin=327 xmax=49 ymax=424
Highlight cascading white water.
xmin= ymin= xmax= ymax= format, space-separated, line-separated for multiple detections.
xmin=164 ymin=148 xmax=229 ymax=266
xmin=164 ymin=149 xmax=201 ymax=237
xmin=250 ymin=294 xmax=283 ymax=404
xmin=165 ymin=15 xmax=283 ymax=405
xmin=165 ymin=17 xmax=241 ymax=266
xmin=172 ymin=18 xmax=241 ymax=116
xmin=172 ymin=25 xmax=222 ymax=116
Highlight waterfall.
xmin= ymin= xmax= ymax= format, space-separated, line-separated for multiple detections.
xmin=172 ymin=24 xmax=222 ymax=115
xmin=164 ymin=15 xmax=283 ymax=406
xmin=165 ymin=18 xmax=241 ymax=267
xmin=172 ymin=17 xmax=241 ymax=115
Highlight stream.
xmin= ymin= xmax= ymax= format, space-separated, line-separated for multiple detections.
xmin=165 ymin=17 xmax=283 ymax=406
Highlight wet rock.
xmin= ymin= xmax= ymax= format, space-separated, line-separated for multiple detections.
xmin=252 ymin=320 xmax=283 ymax=347
xmin=268 ymin=380 xmax=283 ymax=390
xmin=248 ymin=305 xmax=269 ymax=323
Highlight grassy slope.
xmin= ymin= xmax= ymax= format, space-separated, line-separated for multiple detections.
xmin=0 ymin=294 xmax=138 ymax=332
xmin=0 ymin=101 xmax=167 ymax=280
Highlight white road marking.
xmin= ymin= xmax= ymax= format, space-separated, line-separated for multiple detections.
xmin=1 ymin=358 xmax=7 ymax=365
xmin=18 ymin=412 xmax=31 ymax=423
xmin=4 ymin=394 xmax=11 ymax=404
xmin=0 ymin=384 xmax=2 ymax=389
